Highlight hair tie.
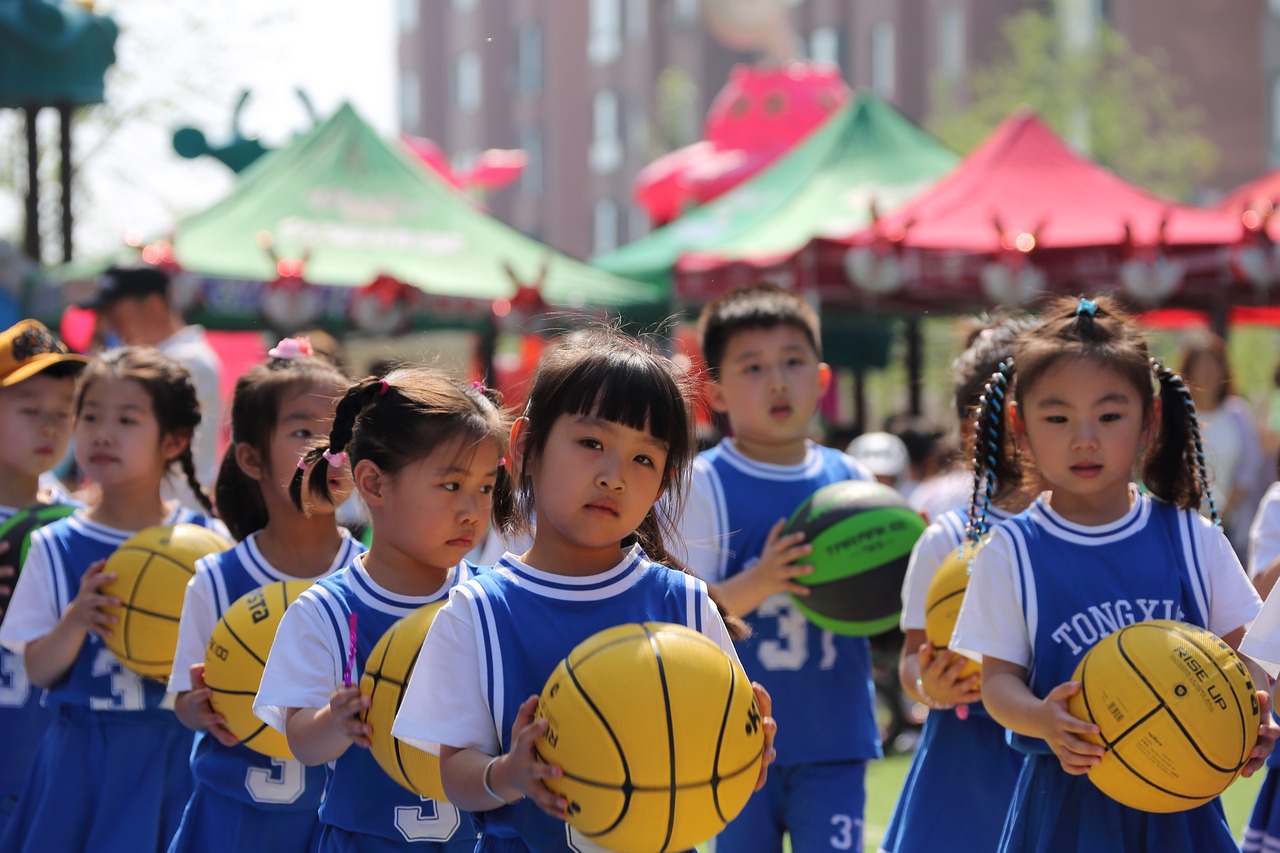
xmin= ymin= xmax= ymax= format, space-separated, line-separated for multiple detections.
xmin=498 ymin=456 xmax=507 ymax=467
xmin=472 ymin=380 xmax=488 ymax=392
xmin=323 ymin=449 xmax=348 ymax=468
xmin=296 ymin=458 xmax=308 ymax=471
xmin=1076 ymin=298 xmax=1098 ymax=318
xmin=268 ymin=337 xmax=314 ymax=360
xmin=378 ymin=378 xmax=389 ymax=395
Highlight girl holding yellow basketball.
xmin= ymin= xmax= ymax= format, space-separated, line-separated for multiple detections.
xmin=391 ymin=327 xmax=777 ymax=853
xmin=165 ymin=338 xmax=363 ymax=853
xmin=951 ymin=297 xmax=1277 ymax=853
xmin=0 ymin=347 xmax=227 ymax=853
xmin=254 ymin=369 xmax=507 ymax=852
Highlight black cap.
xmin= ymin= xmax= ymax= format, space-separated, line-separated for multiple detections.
xmin=82 ymin=265 xmax=170 ymax=310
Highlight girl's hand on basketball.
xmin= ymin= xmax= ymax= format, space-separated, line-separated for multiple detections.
xmin=65 ymin=559 xmax=119 ymax=638
xmin=0 ymin=542 xmax=13 ymax=621
xmin=1041 ymin=681 xmax=1104 ymax=775
xmin=326 ymin=685 xmax=371 ymax=749
xmin=504 ymin=694 xmax=568 ymax=819
xmin=174 ymin=663 xmax=239 ymax=746
xmin=917 ymin=643 xmax=982 ymax=707
xmin=1243 ymin=689 xmax=1280 ymax=778
xmin=751 ymin=519 xmax=813 ymax=597
xmin=752 ymin=682 xmax=777 ymax=792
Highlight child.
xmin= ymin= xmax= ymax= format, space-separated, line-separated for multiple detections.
xmin=882 ymin=314 xmax=1036 ymax=853
xmin=952 ymin=296 xmax=1276 ymax=853
xmin=0 ymin=320 xmax=87 ymax=840
xmin=671 ymin=282 xmax=873 ymax=853
xmin=166 ymin=338 xmax=364 ymax=853
xmin=253 ymin=369 xmax=508 ymax=851
xmin=0 ymin=346 xmax=227 ymax=853
xmin=391 ymin=327 xmax=776 ymax=853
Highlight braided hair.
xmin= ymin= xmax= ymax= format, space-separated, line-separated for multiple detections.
xmin=75 ymin=346 xmax=214 ymax=515
xmin=967 ymin=295 xmax=1213 ymax=536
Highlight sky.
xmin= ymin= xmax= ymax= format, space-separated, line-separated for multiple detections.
xmin=0 ymin=0 xmax=398 ymax=261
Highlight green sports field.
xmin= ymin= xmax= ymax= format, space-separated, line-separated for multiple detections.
xmin=698 ymin=752 xmax=1266 ymax=852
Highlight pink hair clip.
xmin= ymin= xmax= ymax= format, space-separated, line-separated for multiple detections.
xmin=296 ymin=458 xmax=308 ymax=470
xmin=322 ymin=449 xmax=348 ymax=468
xmin=378 ymin=378 xmax=389 ymax=395
xmin=498 ymin=456 xmax=507 ymax=467
xmin=471 ymin=380 xmax=488 ymax=392
xmin=268 ymin=337 xmax=314 ymax=360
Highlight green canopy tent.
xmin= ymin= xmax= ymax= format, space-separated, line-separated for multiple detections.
xmin=592 ymin=91 xmax=958 ymax=416
xmin=50 ymin=104 xmax=662 ymax=334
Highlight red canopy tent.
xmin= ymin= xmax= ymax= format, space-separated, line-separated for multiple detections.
xmin=806 ymin=109 xmax=1269 ymax=313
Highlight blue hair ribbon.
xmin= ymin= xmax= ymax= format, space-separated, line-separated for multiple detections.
xmin=1076 ymin=298 xmax=1098 ymax=317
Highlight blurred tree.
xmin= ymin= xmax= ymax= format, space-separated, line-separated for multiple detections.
xmin=929 ymin=9 xmax=1217 ymax=200
xmin=650 ymin=66 xmax=700 ymax=159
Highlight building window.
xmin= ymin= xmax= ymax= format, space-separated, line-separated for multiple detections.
xmin=455 ymin=51 xmax=482 ymax=112
xmin=593 ymin=199 xmax=619 ymax=254
xmin=1059 ymin=0 xmax=1100 ymax=50
xmin=937 ymin=3 xmax=965 ymax=78
xmin=809 ymin=26 xmax=842 ymax=68
xmin=519 ymin=125 xmax=544 ymax=197
xmin=451 ymin=0 xmax=475 ymax=9
xmin=398 ymin=0 xmax=419 ymax=32
xmin=517 ymin=23 xmax=542 ymax=93
xmin=672 ymin=0 xmax=699 ymax=26
xmin=589 ymin=0 xmax=622 ymax=65
xmin=399 ymin=71 xmax=421 ymax=132
xmin=590 ymin=89 xmax=622 ymax=173
xmin=628 ymin=203 xmax=650 ymax=241
xmin=627 ymin=96 xmax=648 ymax=156
xmin=626 ymin=0 xmax=648 ymax=40
xmin=870 ymin=21 xmax=895 ymax=99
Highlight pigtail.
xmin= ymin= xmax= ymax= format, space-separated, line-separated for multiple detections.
xmin=290 ymin=377 xmax=382 ymax=512
xmin=176 ymin=444 xmax=215 ymax=515
xmin=215 ymin=449 xmax=266 ymax=542
xmin=1147 ymin=359 xmax=1217 ymax=520
xmin=468 ymin=381 xmax=516 ymax=534
xmin=966 ymin=360 xmax=1016 ymax=540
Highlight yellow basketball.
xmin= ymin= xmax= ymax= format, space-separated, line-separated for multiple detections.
xmin=536 ymin=622 xmax=764 ymax=853
xmin=101 ymin=524 xmax=233 ymax=680
xmin=1067 ymin=619 xmax=1260 ymax=813
xmin=360 ymin=602 xmax=448 ymax=800
xmin=923 ymin=541 xmax=983 ymax=683
xmin=205 ymin=580 xmax=314 ymax=759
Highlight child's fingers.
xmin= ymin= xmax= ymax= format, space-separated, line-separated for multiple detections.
xmin=188 ymin=662 xmax=207 ymax=689
xmin=761 ymin=518 xmax=791 ymax=549
xmin=207 ymin=720 xmax=240 ymax=748
xmin=782 ymin=580 xmax=812 ymax=596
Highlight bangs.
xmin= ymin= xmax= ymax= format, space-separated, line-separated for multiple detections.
xmin=554 ymin=350 xmax=686 ymax=446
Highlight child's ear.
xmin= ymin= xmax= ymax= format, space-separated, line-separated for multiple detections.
xmin=817 ymin=362 xmax=833 ymax=396
xmin=1144 ymin=397 xmax=1162 ymax=443
xmin=704 ymin=377 xmax=729 ymax=414
xmin=234 ymin=442 xmax=265 ymax=482
xmin=353 ymin=459 xmax=385 ymax=505
xmin=1009 ymin=401 xmax=1026 ymax=442
xmin=508 ymin=417 xmax=531 ymax=478
xmin=160 ymin=429 xmax=190 ymax=464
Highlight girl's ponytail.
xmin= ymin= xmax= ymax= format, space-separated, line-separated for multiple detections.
xmin=178 ymin=446 xmax=215 ymax=515
xmin=291 ymin=377 xmax=383 ymax=511
xmin=1147 ymin=360 xmax=1218 ymax=519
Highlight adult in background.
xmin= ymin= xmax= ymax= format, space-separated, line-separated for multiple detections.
xmin=1180 ymin=334 xmax=1268 ymax=557
xmin=85 ymin=265 xmax=223 ymax=509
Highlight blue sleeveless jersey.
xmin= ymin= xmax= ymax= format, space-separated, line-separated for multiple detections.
xmin=304 ymin=562 xmax=476 ymax=847
xmin=986 ymin=495 xmax=1242 ymax=853
xmin=187 ymin=534 xmax=365 ymax=812
xmin=29 ymin=509 xmax=224 ymax=716
xmin=1000 ymin=495 xmax=1207 ymax=755
xmin=456 ymin=548 xmax=715 ymax=852
xmin=694 ymin=441 xmax=879 ymax=765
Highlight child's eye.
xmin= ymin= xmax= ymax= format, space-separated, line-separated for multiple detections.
xmin=20 ymin=408 xmax=38 ymax=416
xmin=635 ymin=455 xmax=654 ymax=467
xmin=1045 ymin=415 xmax=1067 ymax=424
xmin=291 ymin=429 xmax=313 ymax=439
xmin=787 ymin=357 xmax=805 ymax=367
xmin=743 ymin=364 xmax=761 ymax=373
xmin=479 ymin=484 xmax=494 ymax=495
xmin=441 ymin=482 xmax=460 ymax=491
xmin=579 ymin=438 xmax=602 ymax=450
xmin=1100 ymin=413 xmax=1122 ymax=423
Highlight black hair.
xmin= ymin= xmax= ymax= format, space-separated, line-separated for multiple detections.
xmin=499 ymin=326 xmax=748 ymax=641
xmin=215 ymin=347 xmax=349 ymax=541
xmin=968 ymin=295 xmax=1213 ymax=536
xmin=697 ymin=282 xmax=822 ymax=377
xmin=291 ymin=368 xmax=509 ymax=513
xmin=75 ymin=346 xmax=214 ymax=515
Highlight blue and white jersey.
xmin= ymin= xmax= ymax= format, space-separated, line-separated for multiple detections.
xmin=169 ymin=530 xmax=364 ymax=812
xmin=255 ymin=557 xmax=475 ymax=846
xmin=0 ymin=507 xmax=228 ymax=716
xmin=0 ymin=494 xmax=82 ymax=810
xmin=954 ymin=489 xmax=1261 ymax=756
xmin=393 ymin=545 xmax=741 ymax=853
xmin=676 ymin=438 xmax=879 ymax=765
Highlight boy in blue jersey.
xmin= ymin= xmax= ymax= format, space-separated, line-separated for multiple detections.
xmin=0 ymin=320 xmax=87 ymax=840
xmin=675 ymin=283 xmax=879 ymax=853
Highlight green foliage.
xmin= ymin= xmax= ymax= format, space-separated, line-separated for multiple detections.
xmin=929 ymin=9 xmax=1216 ymax=199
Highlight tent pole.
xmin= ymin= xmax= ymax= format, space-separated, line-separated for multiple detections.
xmin=905 ymin=317 xmax=923 ymax=416
xmin=23 ymin=106 xmax=41 ymax=263
xmin=854 ymin=369 xmax=867 ymax=436
xmin=59 ymin=102 xmax=74 ymax=263
xmin=1209 ymin=301 xmax=1229 ymax=341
